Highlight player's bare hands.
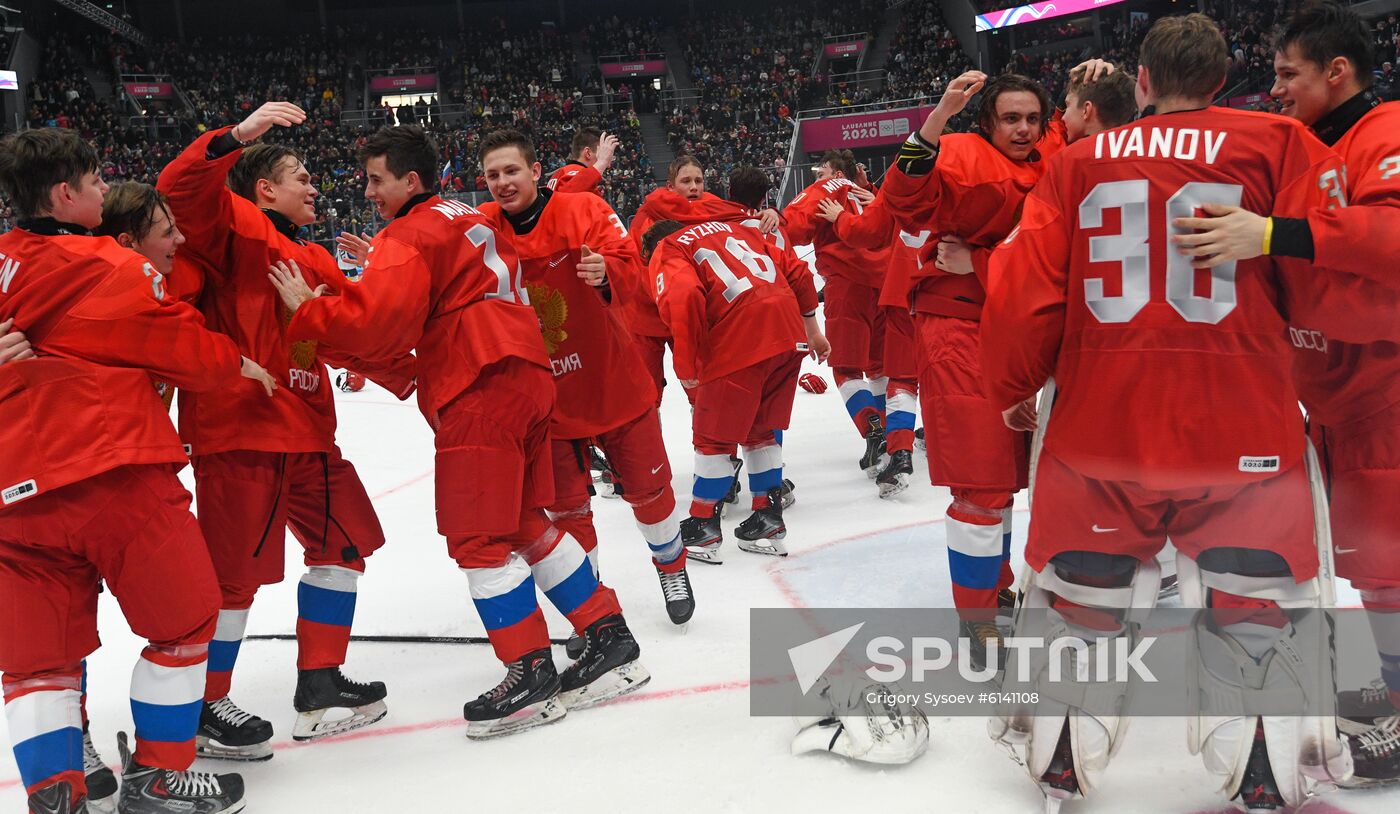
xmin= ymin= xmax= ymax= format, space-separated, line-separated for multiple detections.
xmin=935 ymin=236 xmax=975 ymax=275
xmin=848 ymin=185 xmax=875 ymax=205
xmin=240 ymin=356 xmax=279 ymax=397
xmin=577 ymin=244 xmax=608 ymax=286
xmin=234 ymin=102 xmax=307 ymax=143
xmin=933 ymin=71 xmax=987 ymax=119
xmin=1002 ymin=397 xmax=1037 ymax=431
xmin=855 ymin=163 xmax=871 ymax=189
xmin=816 ymin=199 xmax=845 ymax=223
xmin=593 ymin=132 xmax=620 ymax=172
xmin=806 ymin=331 xmax=832 ymax=362
xmin=1071 ymin=59 xmax=1115 ymax=84
xmin=335 ymin=231 xmax=372 ymax=267
xmin=1171 ymin=204 xmax=1266 ymax=268
xmin=0 ymin=319 xmax=35 ymax=364
xmin=679 ymin=378 xmax=699 ymax=389
xmin=268 ymin=259 xmax=328 ymax=313
xmin=757 ymin=208 xmax=781 ymax=233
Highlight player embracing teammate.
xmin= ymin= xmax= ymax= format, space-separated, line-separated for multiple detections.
xmin=984 ymin=12 xmax=1400 ymax=810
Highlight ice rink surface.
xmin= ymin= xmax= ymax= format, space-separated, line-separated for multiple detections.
xmin=4 ymin=350 xmax=1399 ymax=814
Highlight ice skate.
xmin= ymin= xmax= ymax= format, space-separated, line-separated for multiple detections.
xmin=291 ymin=667 xmax=388 ymax=742
xmin=28 ymin=781 xmax=85 ymax=814
xmin=681 ymin=509 xmax=724 ymax=564
xmin=1234 ymin=721 xmax=1286 ymax=811
xmin=859 ymin=413 xmax=888 ymax=478
xmin=719 ymin=456 xmax=742 ymax=516
xmin=959 ymin=618 xmax=1002 ymax=674
xmin=564 ymin=633 xmax=586 ymax=659
xmin=196 ymin=698 xmax=273 ymax=762
xmin=116 ymin=731 xmax=245 ymax=814
xmin=876 ymin=449 xmax=913 ymax=498
xmin=559 ymin=615 xmax=651 ymax=709
xmin=1340 ymin=714 xmax=1400 ymax=787
xmin=735 ymin=487 xmax=787 ymax=557
xmin=463 ymin=649 xmax=567 ymax=739
xmin=914 ymin=426 xmax=925 ymax=451
xmin=83 ymin=726 xmax=118 ymax=812
xmin=589 ymin=445 xmax=619 ymax=499
xmin=1340 ymin=678 xmax=1399 ymax=730
xmin=778 ymin=478 xmax=796 ymax=509
xmin=655 ymin=560 xmax=695 ymax=624
xmin=1038 ymin=722 xmax=1079 ymax=814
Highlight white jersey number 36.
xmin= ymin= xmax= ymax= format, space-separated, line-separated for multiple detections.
xmin=1078 ymin=180 xmax=1244 ymax=325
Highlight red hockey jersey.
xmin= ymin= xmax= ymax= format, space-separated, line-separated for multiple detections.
xmin=983 ymin=107 xmax=1399 ymax=490
xmin=0 ymin=227 xmax=242 ymax=506
xmin=288 ymin=196 xmax=551 ymax=424
xmin=651 ymin=220 xmax=818 ymax=383
xmin=823 ymin=190 xmax=930 ymax=309
xmin=547 ymin=162 xmax=604 ymax=196
xmin=1291 ymin=102 xmax=1400 ymax=425
xmin=881 ymin=132 xmax=1061 ymax=319
xmin=478 ymin=191 xmax=657 ymax=439
xmin=783 ymin=176 xmax=888 ymax=289
xmin=158 ymin=127 xmax=411 ymax=456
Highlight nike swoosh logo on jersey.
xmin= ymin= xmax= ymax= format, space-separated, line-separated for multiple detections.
xmin=1091 ymin=525 xmax=1118 ymax=533
xmin=548 ymin=252 xmax=570 ymax=267
xmin=651 ymin=464 xmax=664 ymax=474
xmin=1335 ymin=547 xmax=1359 ymax=555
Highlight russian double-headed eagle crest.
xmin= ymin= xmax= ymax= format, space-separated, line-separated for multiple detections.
xmin=526 ymin=281 xmax=569 ymax=354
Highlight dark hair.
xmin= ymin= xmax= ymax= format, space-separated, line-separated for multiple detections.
xmin=668 ymin=155 xmax=703 ymax=184
xmin=819 ymin=149 xmax=857 ymax=179
xmin=228 ymin=143 xmax=303 ymax=202
xmin=359 ymin=125 xmax=440 ymax=191
xmin=1067 ymin=69 xmax=1138 ymax=129
xmin=727 ymin=166 xmax=771 ymax=209
xmin=975 ymin=74 xmax=1053 ymax=140
xmin=95 ymin=182 xmax=171 ymax=242
xmin=570 ymin=127 xmax=602 ymax=160
xmin=479 ymin=128 xmax=538 ymax=166
xmin=640 ymin=219 xmax=686 ymax=261
xmin=0 ymin=128 xmax=100 ymax=219
xmin=1139 ymin=14 xmax=1230 ymax=100
xmin=1274 ymin=0 xmax=1374 ymax=88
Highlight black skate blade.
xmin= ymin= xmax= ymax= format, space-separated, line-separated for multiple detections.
xmin=465 ymin=696 xmax=567 ymax=740
xmin=292 ymin=700 xmax=388 ymax=742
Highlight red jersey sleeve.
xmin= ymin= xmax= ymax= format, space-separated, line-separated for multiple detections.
xmin=289 ymin=236 xmax=431 ymax=363
xmin=831 ymin=191 xmax=895 ymax=250
xmin=980 ymin=166 xmax=1070 ymax=411
xmin=47 ymin=253 xmax=243 ymax=392
xmin=580 ymin=195 xmax=645 ymax=308
xmin=652 ymin=242 xmax=707 ymax=381
xmin=1305 ymin=105 xmax=1400 ymax=284
xmin=552 ymin=164 xmax=604 ymax=194
xmin=880 ymin=161 xmax=943 ymax=235
xmin=780 ymin=244 xmax=819 ymax=315
xmin=781 ymin=187 xmax=822 ymax=245
xmin=156 ymin=127 xmax=241 ymax=270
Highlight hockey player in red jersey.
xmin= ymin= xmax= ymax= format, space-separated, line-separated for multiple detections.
xmin=981 ymin=14 xmax=1396 ymax=809
xmin=642 ymin=209 xmax=826 ymax=562
xmin=546 ymin=127 xmax=620 ymax=195
xmin=266 ymin=125 xmax=649 ymax=735
xmin=1170 ymin=0 xmax=1400 ymax=783
xmin=783 ymin=150 xmax=890 ymax=478
xmin=158 ymin=102 xmax=403 ymax=759
xmin=0 ymin=128 xmax=268 ymax=814
xmin=879 ymin=69 xmax=1062 ymax=666
xmin=476 ymin=129 xmax=695 ymax=628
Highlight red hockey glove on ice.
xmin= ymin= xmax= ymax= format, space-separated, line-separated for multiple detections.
xmin=799 ymin=373 xmax=828 ymax=394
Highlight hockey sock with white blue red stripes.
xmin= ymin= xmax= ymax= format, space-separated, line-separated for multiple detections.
xmin=3 ymin=673 xmax=83 ymax=795
xmin=296 ymin=565 xmax=360 ymax=670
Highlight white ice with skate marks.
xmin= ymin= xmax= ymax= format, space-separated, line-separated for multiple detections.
xmin=3 ymin=330 xmax=1399 ymax=812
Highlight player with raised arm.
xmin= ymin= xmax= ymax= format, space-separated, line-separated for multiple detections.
xmin=267 ymin=125 xmax=649 ymax=734
xmin=879 ymin=69 xmax=1062 ymax=669
xmin=0 ymin=128 xmax=274 ymax=814
xmin=547 ymin=127 xmax=621 ymax=195
xmin=158 ymin=102 xmax=407 ymax=760
xmin=640 ymin=206 xmax=827 ymax=561
xmin=476 ymin=128 xmax=694 ymax=629
xmin=1170 ymin=0 xmax=1400 ymax=784
xmin=782 ymin=150 xmax=889 ymax=479
xmin=980 ymin=14 xmax=1396 ymax=810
